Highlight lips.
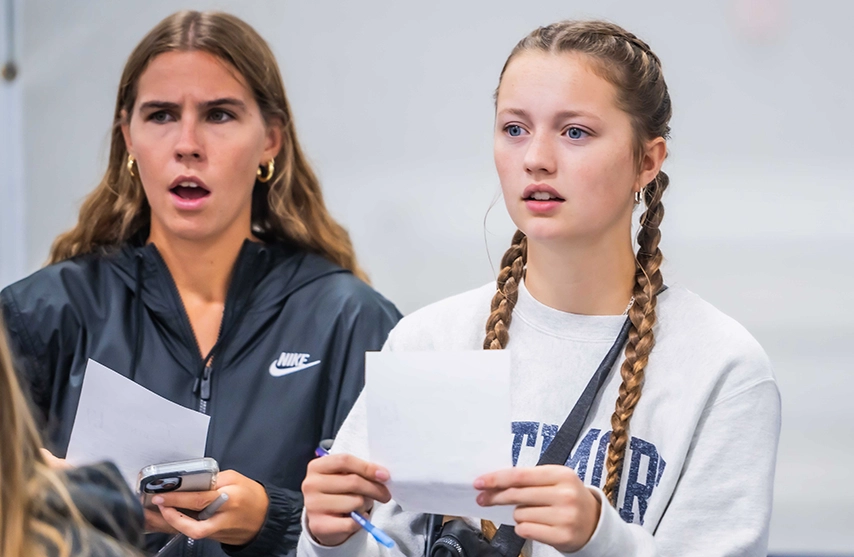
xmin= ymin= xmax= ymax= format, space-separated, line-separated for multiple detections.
xmin=170 ymin=181 xmax=210 ymax=200
xmin=522 ymin=184 xmax=565 ymax=202
xmin=167 ymin=176 xmax=211 ymax=210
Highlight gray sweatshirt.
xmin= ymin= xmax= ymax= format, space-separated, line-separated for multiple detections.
xmin=298 ymin=281 xmax=781 ymax=557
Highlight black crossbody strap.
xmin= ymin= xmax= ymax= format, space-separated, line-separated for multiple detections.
xmin=537 ymin=316 xmax=632 ymax=466
xmin=490 ymin=316 xmax=632 ymax=556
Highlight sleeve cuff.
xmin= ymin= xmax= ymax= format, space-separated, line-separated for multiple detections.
xmin=222 ymin=484 xmax=303 ymax=557
xmin=564 ymin=487 xmax=632 ymax=557
xmin=297 ymin=509 xmax=373 ymax=557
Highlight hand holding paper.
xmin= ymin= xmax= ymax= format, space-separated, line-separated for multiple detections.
xmin=473 ymin=464 xmax=602 ymax=552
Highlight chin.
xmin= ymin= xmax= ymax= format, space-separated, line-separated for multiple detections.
xmin=517 ymin=220 xmax=575 ymax=244
xmin=159 ymin=223 xmax=223 ymax=245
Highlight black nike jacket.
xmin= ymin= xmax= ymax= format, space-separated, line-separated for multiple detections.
xmin=0 ymin=239 xmax=402 ymax=557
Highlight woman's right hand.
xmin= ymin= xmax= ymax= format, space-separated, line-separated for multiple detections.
xmin=302 ymin=453 xmax=391 ymax=547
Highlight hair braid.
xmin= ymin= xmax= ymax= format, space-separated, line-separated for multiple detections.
xmin=480 ymin=229 xmax=527 ymax=544
xmin=601 ymin=171 xmax=668 ymax=505
xmin=484 ymin=229 xmax=528 ymax=351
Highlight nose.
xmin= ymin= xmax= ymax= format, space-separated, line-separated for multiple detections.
xmin=173 ymin=116 xmax=204 ymax=162
xmin=523 ymin=133 xmax=557 ymax=178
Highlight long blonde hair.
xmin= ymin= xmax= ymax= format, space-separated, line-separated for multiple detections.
xmin=48 ymin=11 xmax=367 ymax=281
xmin=0 ymin=320 xmax=105 ymax=556
xmin=482 ymin=20 xmax=671 ymax=541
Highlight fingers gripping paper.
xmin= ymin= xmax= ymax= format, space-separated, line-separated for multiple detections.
xmin=366 ymin=351 xmax=515 ymax=525
xmin=66 ymin=359 xmax=211 ymax=489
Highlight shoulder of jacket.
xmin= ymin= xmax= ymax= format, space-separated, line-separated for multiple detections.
xmin=1 ymin=254 xmax=108 ymax=315
xmin=263 ymin=248 xmax=400 ymax=318
xmin=385 ymin=282 xmax=495 ymax=351
xmin=302 ymin=270 xmax=403 ymax=322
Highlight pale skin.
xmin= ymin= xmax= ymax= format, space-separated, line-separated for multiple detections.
xmin=302 ymin=51 xmax=666 ymax=553
xmin=117 ymin=49 xmax=281 ymax=545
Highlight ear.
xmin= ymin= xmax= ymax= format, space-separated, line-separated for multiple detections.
xmin=120 ymin=109 xmax=134 ymax=156
xmin=260 ymin=119 xmax=284 ymax=164
xmin=635 ymin=137 xmax=667 ymax=192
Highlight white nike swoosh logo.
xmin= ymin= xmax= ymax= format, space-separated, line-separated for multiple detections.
xmin=268 ymin=359 xmax=321 ymax=377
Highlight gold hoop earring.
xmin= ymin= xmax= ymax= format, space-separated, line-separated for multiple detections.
xmin=634 ymin=188 xmax=644 ymax=205
xmin=257 ymin=159 xmax=275 ymax=183
xmin=127 ymin=155 xmax=136 ymax=178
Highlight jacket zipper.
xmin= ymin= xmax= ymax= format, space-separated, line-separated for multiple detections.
xmin=194 ymin=311 xmax=224 ymax=412
xmin=150 ymin=249 xmax=223 ymax=557
xmin=187 ymin=326 xmax=223 ymax=556
xmin=150 ymin=244 xmax=263 ymax=557
xmin=197 ymin=363 xmax=212 ymax=414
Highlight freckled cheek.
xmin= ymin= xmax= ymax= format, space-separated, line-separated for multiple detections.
xmin=134 ymin=147 xmax=171 ymax=204
xmin=130 ymin=128 xmax=177 ymax=181
xmin=494 ymin=144 xmax=524 ymax=198
xmin=578 ymin=149 xmax=633 ymax=198
xmin=209 ymin=144 xmax=263 ymax=198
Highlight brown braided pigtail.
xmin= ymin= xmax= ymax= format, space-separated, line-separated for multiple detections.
xmin=484 ymin=229 xmax=528 ymax=351
xmin=601 ymin=171 xmax=668 ymax=505
xmin=480 ymin=229 xmax=527 ymax=542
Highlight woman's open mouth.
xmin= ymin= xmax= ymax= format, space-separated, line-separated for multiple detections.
xmin=522 ymin=184 xmax=565 ymax=214
xmin=169 ymin=177 xmax=211 ymax=210
xmin=171 ymin=182 xmax=210 ymax=200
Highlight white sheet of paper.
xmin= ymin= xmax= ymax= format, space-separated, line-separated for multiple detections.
xmin=366 ymin=351 xmax=515 ymax=525
xmin=66 ymin=359 xmax=211 ymax=489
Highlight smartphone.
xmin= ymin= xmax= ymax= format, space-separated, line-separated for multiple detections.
xmin=138 ymin=457 xmax=219 ymax=509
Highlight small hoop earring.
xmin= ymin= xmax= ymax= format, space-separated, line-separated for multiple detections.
xmin=634 ymin=188 xmax=644 ymax=205
xmin=257 ymin=159 xmax=275 ymax=183
xmin=127 ymin=154 xmax=136 ymax=178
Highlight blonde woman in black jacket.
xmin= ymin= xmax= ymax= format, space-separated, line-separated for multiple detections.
xmin=1 ymin=317 xmax=144 ymax=557
xmin=1 ymin=10 xmax=400 ymax=557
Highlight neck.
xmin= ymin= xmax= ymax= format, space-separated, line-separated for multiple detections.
xmin=148 ymin=228 xmax=252 ymax=304
xmin=524 ymin=233 xmax=636 ymax=316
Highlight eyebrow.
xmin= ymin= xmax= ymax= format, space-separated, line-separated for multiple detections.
xmin=138 ymin=97 xmax=248 ymax=112
xmin=499 ymin=108 xmax=601 ymax=122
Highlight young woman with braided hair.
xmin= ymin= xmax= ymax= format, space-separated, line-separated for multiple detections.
xmin=299 ymin=20 xmax=781 ymax=557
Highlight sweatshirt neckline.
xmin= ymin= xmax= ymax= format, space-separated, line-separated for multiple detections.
xmin=513 ymin=279 xmax=628 ymax=342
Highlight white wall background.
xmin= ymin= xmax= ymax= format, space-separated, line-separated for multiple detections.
xmin=2 ymin=0 xmax=851 ymax=553
xmin=0 ymin=0 xmax=25 ymax=287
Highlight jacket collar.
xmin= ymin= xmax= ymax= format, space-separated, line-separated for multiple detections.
xmin=108 ymin=239 xmax=349 ymax=320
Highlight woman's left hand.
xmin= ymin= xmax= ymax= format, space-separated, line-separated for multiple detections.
xmin=150 ymin=470 xmax=269 ymax=546
xmin=475 ymin=465 xmax=601 ymax=553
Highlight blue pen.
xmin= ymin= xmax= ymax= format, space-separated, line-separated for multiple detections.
xmin=315 ymin=445 xmax=396 ymax=548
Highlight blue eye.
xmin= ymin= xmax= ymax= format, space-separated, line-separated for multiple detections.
xmin=506 ymin=125 xmax=523 ymax=137
xmin=566 ymin=127 xmax=587 ymax=140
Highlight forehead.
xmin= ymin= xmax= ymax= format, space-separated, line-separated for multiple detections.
xmin=135 ymin=50 xmax=251 ymax=103
xmin=497 ymin=51 xmax=621 ymax=117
